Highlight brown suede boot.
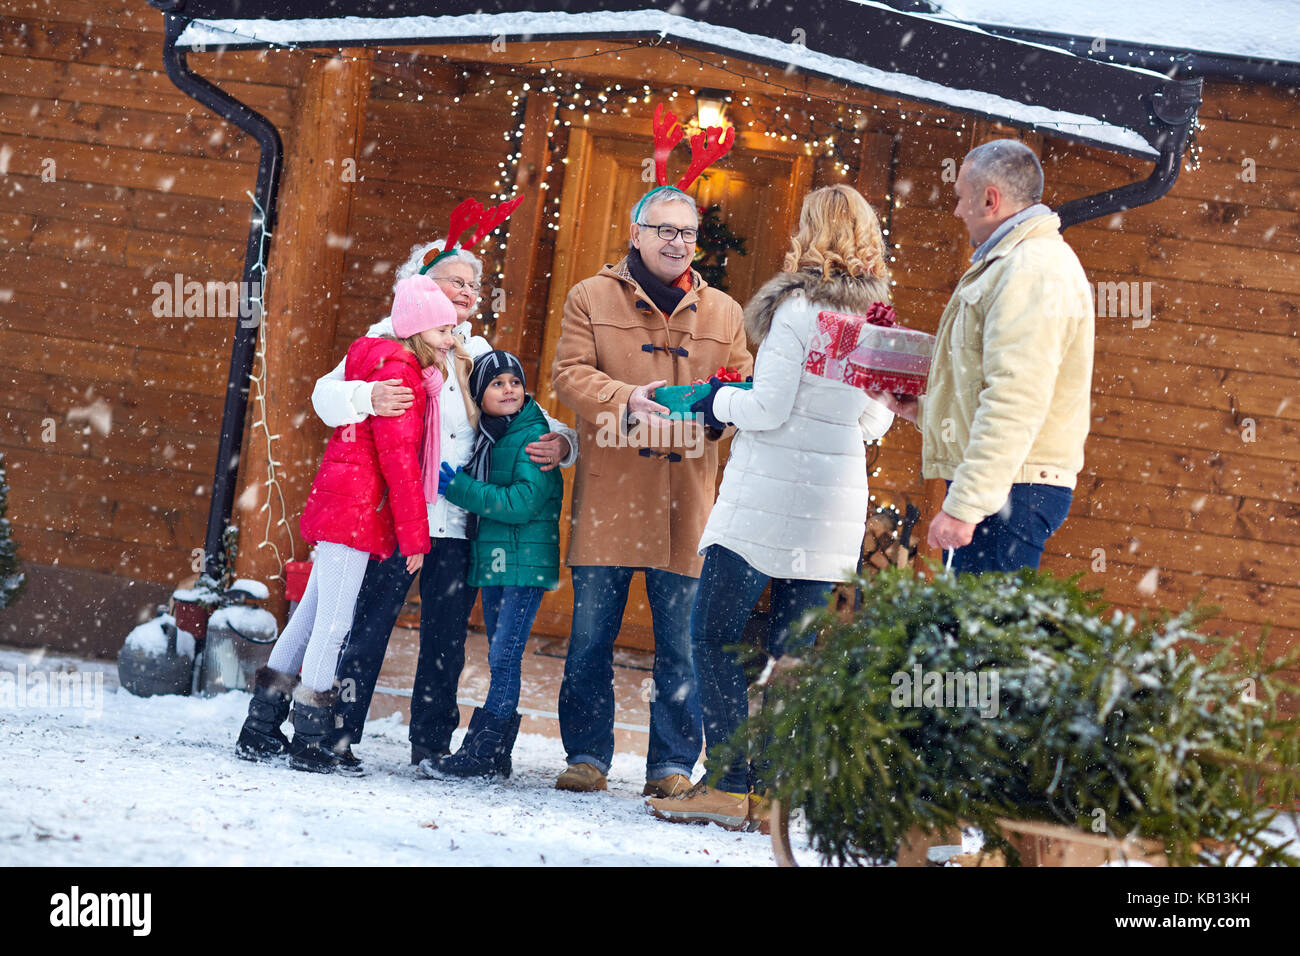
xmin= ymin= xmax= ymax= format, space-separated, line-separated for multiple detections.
xmin=646 ymin=783 xmax=750 ymax=831
xmin=643 ymin=773 xmax=693 ymax=798
xmin=555 ymin=762 xmax=607 ymax=792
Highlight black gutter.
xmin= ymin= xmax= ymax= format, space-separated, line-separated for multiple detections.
xmin=154 ymin=6 xmax=284 ymax=581
xmin=1056 ymin=77 xmax=1202 ymax=231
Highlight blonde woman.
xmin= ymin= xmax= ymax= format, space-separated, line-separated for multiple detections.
xmin=648 ymin=185 xmax=896 ymax=829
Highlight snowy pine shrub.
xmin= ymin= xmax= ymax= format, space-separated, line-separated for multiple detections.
xmin=732 ymin=566 xmax=1299 ymax=866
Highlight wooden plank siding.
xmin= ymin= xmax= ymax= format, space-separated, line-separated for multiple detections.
xmin=0 ymin=4 xmax=288 ymax=623
xmin=0 ymin=3 xmax=1295 ymax=669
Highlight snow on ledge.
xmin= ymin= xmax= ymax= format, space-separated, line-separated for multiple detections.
xmin=177 ymin=10 xmax=1160 ymax=158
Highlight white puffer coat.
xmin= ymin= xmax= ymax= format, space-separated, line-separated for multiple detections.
xmin=698 ymin=271 xmax=895 ymax=582
xmin=312 ymin=318 xmax=577 ymax=540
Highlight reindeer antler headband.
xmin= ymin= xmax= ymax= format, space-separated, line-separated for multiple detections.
xmin=420 ymin=195 xmax=526 ymax=274
xmin=633 ymin=102 xmax=736 ymax=221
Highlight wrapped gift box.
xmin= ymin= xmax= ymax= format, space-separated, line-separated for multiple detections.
xmin=654 ymin=382 xmax=753 ymax=419
xmin=805 ymin=309 xmax=934 ymax=396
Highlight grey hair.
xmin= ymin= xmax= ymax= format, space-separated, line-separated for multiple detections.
xmin=629 ymin=186 xmax=700 ymax=228
xmin=393 ymin=240 xmax=482 ymax=293
xmin=963 ymin=139 xmax=1044 ymax=206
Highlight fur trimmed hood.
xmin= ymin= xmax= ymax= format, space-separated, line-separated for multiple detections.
xmin=744 ymin=270 xmax=891 ymax=345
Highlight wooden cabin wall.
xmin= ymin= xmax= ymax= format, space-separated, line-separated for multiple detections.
xmin=335 ymin=59 xmax=519 ymax=358
xmin=0 ymin=2 xmax=297 ymax=654
xmin=2 ymin=5 xmax=1295 ymax=670
xmin=865 ymin=85 xmax=1299 ymax=668
xmin=1041 ymin=81 xmax=1300 ymax=666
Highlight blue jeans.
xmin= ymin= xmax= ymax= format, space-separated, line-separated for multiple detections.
xmin=691 ymin=545 xmax=833 ymax=793
xmin=332 ymin=537 xmax=477 ymax=752
xmin=948 ymin=483 xmax=1073 ymax=574
xmin=479 ymin=585 xmax=546 ymax=719
xmin=558 ymin=565 xmax=702 ymax=779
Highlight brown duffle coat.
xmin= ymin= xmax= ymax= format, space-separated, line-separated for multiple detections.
xmin=552 ymin=258 xmax=753 ymax=577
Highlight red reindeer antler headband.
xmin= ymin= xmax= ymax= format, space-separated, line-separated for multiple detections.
xmin=420 ymin=195 xmax=526 ymax=274
xmin=651 ymin=101 xmax=735 ymax=190
xmin=635 ymin=102 xmax=736 ymax=222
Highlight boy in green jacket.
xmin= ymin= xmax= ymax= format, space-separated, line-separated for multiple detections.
xmin=421 ymin=350 xmax=564 ymax=780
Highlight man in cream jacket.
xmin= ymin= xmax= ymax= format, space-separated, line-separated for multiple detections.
xmin=874 ymin=139 xmax=1094 ymax=573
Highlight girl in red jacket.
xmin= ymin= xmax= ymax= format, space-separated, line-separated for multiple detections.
xmin=236 ymin=275 xmax=457 ymax=774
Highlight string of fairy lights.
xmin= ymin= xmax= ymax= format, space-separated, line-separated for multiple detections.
xmin=241 ymin=190 xmax=297 ymax=579
xmin=186 ymin=24 xmax=1152 ymax=533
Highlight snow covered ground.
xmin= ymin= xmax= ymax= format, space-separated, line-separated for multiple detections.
xmin=0 ymin=647 xmax=815 ymax=867
xmin=6 ymin=644 xmax=1294 ymax=868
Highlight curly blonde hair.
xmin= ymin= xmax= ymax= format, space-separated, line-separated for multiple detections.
xmin=782 ymin=184 xmax=889 ymax=282
xmin=383 ymin=335 xmax=479 ymax=427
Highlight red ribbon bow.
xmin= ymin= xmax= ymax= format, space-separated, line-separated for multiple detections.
xmin=864 ymin=302 xmax=898 ymax=327
xmin=693 ymin=365 xmax=745 ymax=385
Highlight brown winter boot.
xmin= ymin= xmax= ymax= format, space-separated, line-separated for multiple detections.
xmin=646 ymin=782 xmax=750 ymax=831
xmin=555 ymin=762 xmax=607 ymax=792
xmin=643 ymin=773 xmax=693 ymax=798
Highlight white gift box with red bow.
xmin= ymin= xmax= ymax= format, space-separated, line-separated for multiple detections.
xmin=804 ymin=307 xmax=934 ymax=396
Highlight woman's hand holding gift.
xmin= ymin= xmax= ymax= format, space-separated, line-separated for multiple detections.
xmin=867 ymin=389 xmax=918 ymax=424
xmin=690 ymin=376 xmax=735 ymax=432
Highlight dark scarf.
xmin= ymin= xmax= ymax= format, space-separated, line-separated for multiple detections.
xmin=463 ymin=350 xmax=526 ymax=538
xmin=627 ymin=246 xmax=688 ymax=318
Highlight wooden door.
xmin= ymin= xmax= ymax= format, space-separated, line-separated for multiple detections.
xmin=530 ymin=120 xmax=812 ymax=648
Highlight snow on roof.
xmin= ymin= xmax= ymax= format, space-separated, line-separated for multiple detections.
xmin=928 ymin=0 xmax=1300 ymax=64
xmin=177 ymin=8 xmax=1160 ymax=157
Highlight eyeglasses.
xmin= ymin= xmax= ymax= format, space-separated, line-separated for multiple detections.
xmin=432 ymin=275 xmax=482 ymax=294
xmin=637 ymin=223 xmax=699 ymax=244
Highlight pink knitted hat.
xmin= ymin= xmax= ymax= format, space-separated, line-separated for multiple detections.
xmin=391 ymin=274 xmax=457 ymax=339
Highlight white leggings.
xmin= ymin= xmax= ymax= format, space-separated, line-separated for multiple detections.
xmin=266 ymin=542 xmax=371 ymax=693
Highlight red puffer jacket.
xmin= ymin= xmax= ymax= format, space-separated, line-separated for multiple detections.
xmin=299 ymin=336 xmax=431 ymax=559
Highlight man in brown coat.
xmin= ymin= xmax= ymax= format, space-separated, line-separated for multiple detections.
xmin=552 ymin=185 xmax=753 ymax=796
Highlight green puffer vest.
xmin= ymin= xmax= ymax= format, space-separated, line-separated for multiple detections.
xmin=444 ymin=396 xmax=563 ymax=589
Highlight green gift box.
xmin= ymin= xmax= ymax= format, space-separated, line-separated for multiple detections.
xmin=654 ymin=382 xmax=753 ymax=420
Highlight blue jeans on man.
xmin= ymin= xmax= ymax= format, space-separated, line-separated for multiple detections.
xmin=331 ymin=537 xmax=477 ymax=755
xmin=948 ymin=482 xmax=1073 ymax=574
xmin=691 ymin=545 xmax=833 ymax=793
xmin=558 ymin=565 xmax=702 ymax=780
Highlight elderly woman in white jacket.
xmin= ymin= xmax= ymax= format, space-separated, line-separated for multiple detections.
xmin=310 ymin=240 xmax=577 ymax=769
xmin=648 ymin=185 xmax=895 ymax=829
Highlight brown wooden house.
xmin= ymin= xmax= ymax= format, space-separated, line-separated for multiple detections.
xmin=1 ymin=0 xmax=1296 ymax=671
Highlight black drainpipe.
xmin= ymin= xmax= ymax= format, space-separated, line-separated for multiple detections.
xmin=1056 ymin=78 xmax=1203 ymax=231
xmin=152 ymin=4 xmax=284 ymax=580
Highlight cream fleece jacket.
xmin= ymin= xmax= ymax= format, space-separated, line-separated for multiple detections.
xmin=917 ymin=212 xmax=1094 ymax=524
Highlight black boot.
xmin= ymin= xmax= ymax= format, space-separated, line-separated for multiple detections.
xmin=411 ymin=743 xmax=449 ymax=767
xmin=236 ymin=667 xmax=297 ymax=762
xmin=289 ymin=686 xmax=364 ymax=776
xmin=497 ymin=711 xmax=522 ymax=779
xmin=419 ymin=708 xmax=516 ymax=780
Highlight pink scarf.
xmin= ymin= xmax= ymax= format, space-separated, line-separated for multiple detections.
xmin=418 ymin=365 xmax=444 ymax=502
